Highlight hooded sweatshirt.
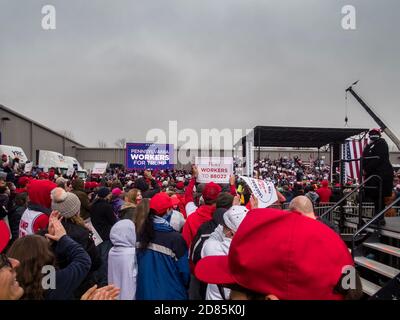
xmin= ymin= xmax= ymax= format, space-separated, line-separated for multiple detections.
xmin=19 ymin=180 xmax=56 ymax=237
xmin=182 ymin=205 xmax=216 ymax=249
xmin=108 ymin=220 xmax=137 ymax=300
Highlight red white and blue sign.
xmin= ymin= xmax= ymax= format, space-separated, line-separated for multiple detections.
xmin=126 ymin=143 xmax=174 ymax=170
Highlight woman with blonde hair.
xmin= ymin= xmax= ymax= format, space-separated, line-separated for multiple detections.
xmin=119 ymin=188 xmax=142 ymax=220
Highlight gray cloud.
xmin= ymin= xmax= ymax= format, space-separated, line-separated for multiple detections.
xmin=0 ymin=0 xmax=399 ymax=148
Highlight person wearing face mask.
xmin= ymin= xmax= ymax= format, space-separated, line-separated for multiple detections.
xmin=362 ymin=128 xmax=394 ymax=224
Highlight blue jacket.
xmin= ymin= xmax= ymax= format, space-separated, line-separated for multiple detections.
xmin=136 ymin=216 xmax=190 ymax=300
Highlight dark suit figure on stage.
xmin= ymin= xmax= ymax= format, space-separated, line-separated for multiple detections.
xmin=362 ymin=128 xmax=394 ymax=223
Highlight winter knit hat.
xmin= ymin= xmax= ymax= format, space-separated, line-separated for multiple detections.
xmin=51 ymin=187 xmax=81 ymax=219
xmin=97 ymin=187 xmax=111 ymax=198
xmin=56 ymin=177 xmax=67 ymax=186
xmin=27 ymin=179 xmax=57 ymax=209
xmin=223 ymin=205 xmax=249 ymax=232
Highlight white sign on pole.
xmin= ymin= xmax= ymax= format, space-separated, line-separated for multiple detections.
xmin=84 ymin=218 xmax=103 ymax=246
xmin=239 ymin=176 xmax=278 ymax=208
xmin=92 ymin=162 xmax=108 ymax=175
xmin=66 ymin=167 xmax=75 ymax=177
xmin=24 ymin=162 xmax=33 ymax=173
xmin=195 ymin=157 xmax=233 ymax=184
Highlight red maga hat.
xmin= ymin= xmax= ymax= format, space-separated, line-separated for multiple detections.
xmin=202 ymin=182 xmax=222 ymax=201
xmin=195 ymin=208 xmax=354 ymax=300
xmin=150 ymin=192 xmax=172 ymax=216
xmin=176 ymin=181 xmax=185 ymax=190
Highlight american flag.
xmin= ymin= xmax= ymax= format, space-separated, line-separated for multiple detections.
xmin=342 ymin=139 xmax=368 ymax=182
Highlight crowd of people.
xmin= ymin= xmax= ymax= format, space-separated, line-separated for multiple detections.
xmin=0 ymin=162 xmax=364 ymax=301
xmin=0 ymin=135 xmax=399 ymax=300
xmin=252 ymin=156 xmax=331 ymax=186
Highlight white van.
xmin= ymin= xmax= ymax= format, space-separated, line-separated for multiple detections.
xmin=37 ymin=150 xmax=68 ymax=173
xmin=0 ymin=145 xmax=28 ymax=164
xmin=64 ymin=156 xmax=88 ymax=180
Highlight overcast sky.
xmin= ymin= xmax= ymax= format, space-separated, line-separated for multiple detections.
xmin=0 ymin=0 xmax=399 ymax=149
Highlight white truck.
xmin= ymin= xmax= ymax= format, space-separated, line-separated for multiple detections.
xmin=0 ymin=145 xmax=29 ymax=164
xmin=37 ymin=150 xmax=68 ymax=173
xmin=64 ymin=156 xmax=88 ymax=180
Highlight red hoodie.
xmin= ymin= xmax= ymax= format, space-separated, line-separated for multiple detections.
xmin=175 ymin=193 xmax=187 ymax=219
xmin=182 ymin=204 xmax=216 ymax=249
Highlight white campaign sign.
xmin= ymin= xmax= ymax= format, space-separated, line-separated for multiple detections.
xmin=92 ymin=162 xmax=108 ymax=175
xmin=195 ymin=157 xmax=233 ymax=184
xmin=84 ymin=218 xmax=103 ymax=246
xmin=239 ymin=176 xmax=278 ymax=208
xmin=66 ymin=167 xmax=75 ymax=177
xmin=24 ymin=162 xmax=33 ymax=173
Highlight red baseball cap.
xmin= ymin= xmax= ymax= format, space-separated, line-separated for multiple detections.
xmin=150 ymin=192 xmax=172 ymax=216
xmin=202 ymin=182 xmax=222 ymax=201
xmin=322 ymin=180 xmax=329 ymax=187
xmin=176 ymin=182 xmax=185 ymax=190
xmin=112 ymin=188 xmax=122 ymax=196
xmin=195 ymin=209 xmax=354 ymax=300
xmin=0 ymin=220 xmax=10 ymax=253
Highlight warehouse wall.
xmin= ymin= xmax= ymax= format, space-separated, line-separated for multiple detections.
xmin=0 ymin=105 xmax=84 ymax=163
xmin=75 ymin=148 xmax=126 ymax=170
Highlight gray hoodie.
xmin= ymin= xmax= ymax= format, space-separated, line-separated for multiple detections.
xmin=108 ymin=219 xmax=137 ymax=300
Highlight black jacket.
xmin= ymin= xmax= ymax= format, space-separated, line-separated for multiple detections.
xmin=362 ymin=138 xmax=393 ymax=177
xmin=61 ymin=219 xmax=101 ymax=272
xmin=90 ymin=198 xmax=117 ymax=241
xmin=7 ymin=205 xmax=26 ymax=242
xmin=362 ymin=138 xmax=394 ymax=196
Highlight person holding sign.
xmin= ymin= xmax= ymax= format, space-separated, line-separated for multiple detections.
xmin=182 ymin=167 xmax=222 ymax=250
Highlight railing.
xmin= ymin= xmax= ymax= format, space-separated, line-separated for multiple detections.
xmin=351 ymin=197 xmax=400 ymax=258
xmin=319 ymin=174 xmax=382 ymax=230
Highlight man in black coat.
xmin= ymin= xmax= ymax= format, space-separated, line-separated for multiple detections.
xmin=90 ymin=187 xmax=117 ymax=285
xmin=362 ymin=128 xmax=394 ymax=222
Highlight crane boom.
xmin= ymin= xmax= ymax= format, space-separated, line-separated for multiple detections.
xmin=345 ymin=86 xmax=400 ymax=151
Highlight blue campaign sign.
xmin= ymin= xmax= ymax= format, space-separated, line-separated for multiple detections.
xmin=126 ymin=143 xmax=174 ymax=170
